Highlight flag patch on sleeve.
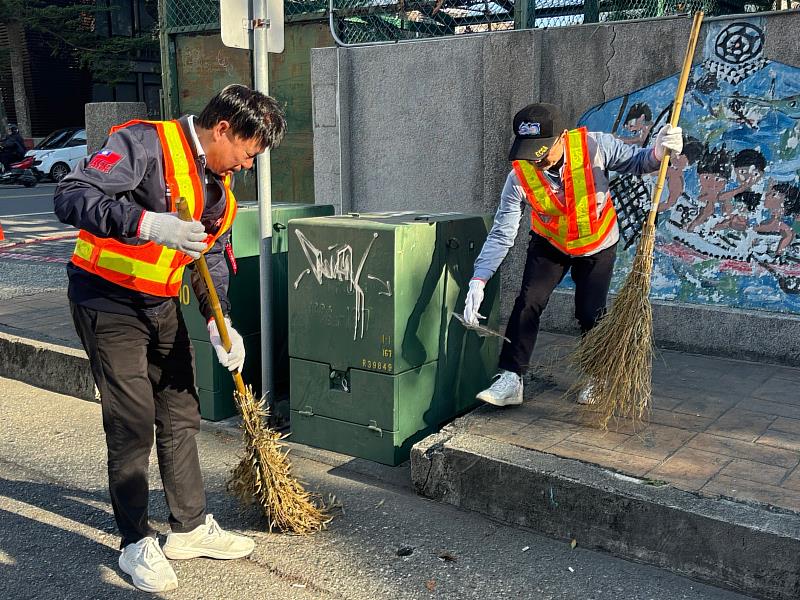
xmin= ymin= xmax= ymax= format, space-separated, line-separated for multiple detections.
xmin=87 ymin=149 xmax=123 ymax=173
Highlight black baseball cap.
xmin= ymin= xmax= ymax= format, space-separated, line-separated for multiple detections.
xmin=508 ymin=103 xmax=567 ymax=162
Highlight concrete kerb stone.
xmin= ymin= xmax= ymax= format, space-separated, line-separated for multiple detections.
xmin=0 ymin=330 xmax=95 ymax=402
xmin=411 ymin=419 xmax=800 ymax=600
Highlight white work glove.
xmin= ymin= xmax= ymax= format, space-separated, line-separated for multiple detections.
xmin=139 ymin=211 xmax=207 ymax=259
xmin=654 ymin=124 xmax=683 ymax=161
xmin=463 ymin=278 xmax=486 ymax=326
xmin=208 ymin=317 xmax=245 ymax=372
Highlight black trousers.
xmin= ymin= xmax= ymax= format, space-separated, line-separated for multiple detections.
xmin=71 ymin=300 xmax=206 ymax=548
xmin=498 ymin=234 xmax=618 ymax=376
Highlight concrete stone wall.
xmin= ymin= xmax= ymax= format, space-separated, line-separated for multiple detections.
xmin=85 ymin=102 xmax=147 ymax=153
xmin=311 ymin=12 xmax=800 ymax=364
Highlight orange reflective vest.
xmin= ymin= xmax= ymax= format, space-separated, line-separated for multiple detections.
xmin=70 ymin=119 xmax=237 ymax=297
xmin=512 ymin=127 xmax=616 ymax=256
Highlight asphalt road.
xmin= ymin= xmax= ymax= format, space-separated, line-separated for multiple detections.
xmin=0 ymin=182 xmax=60 ymax=218
xmin=0 ymin=377 xmax=753 ymax=600
xmin=0 ymin=182 xmax=70 ymax=246
xmin=0 ymin=183 xmax=72 ymax=301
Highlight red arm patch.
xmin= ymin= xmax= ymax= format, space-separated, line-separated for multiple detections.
xmin=87 ymin=149 xmax=124 ymax=173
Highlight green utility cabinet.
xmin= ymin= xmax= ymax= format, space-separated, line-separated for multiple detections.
xmin=288 ymin=212 xmax=501 ymax=465
xmin=181 ymin=201 xmax=335 ymax=421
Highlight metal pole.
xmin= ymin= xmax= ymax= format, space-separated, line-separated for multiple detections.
xmin=252 ymin=0 xmax=275 ymax=416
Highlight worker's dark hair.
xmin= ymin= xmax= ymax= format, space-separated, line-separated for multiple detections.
xmin=8 ymin=124 xmax=18 ymax=133
xmin=197 ymin=84 xmax=286 ymax=150
xmin=625 ymin=102 xmax=652 ymax=123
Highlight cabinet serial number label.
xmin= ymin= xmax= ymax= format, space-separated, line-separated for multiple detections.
xmin=362 ymin=359 xmax=393 ymax=372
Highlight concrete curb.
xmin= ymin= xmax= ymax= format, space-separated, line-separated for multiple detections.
xmin=0 ymin=331 xmax=95 ymax=402
xmin=411 ymin=420 xmax=800 ymax=600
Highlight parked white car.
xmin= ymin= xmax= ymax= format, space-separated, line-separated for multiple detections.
xmin=26 ymin=127 xmax=87 ymax=182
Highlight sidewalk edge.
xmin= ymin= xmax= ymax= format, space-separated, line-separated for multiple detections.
xmin=0 ymin=331 xmax=95 ymax=401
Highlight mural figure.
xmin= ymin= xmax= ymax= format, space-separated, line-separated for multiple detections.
xmin=579 ymin=17 xmax=800 ymax=313
xmin=618 ymin=102 xmax=655 ymax=146
xmin=663 ymin=135 xmax=704 ymax=213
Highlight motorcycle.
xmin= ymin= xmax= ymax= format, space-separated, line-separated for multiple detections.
xmin=0 ymin=155 xmax=40 ymax=187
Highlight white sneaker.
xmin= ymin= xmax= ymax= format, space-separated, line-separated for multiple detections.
xmin=163 ymin=514 xmax=255 ymax=560
xmin=476 ymin=370 xmax=523 ymax=407
xmin=118 ymin=536 xmax=178 ymax=593
xmin=577 ymin=381 xmax=597 ymax=405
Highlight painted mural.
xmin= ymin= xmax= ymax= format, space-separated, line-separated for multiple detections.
xmin=578 ymin=17 xmax=800 ymax=314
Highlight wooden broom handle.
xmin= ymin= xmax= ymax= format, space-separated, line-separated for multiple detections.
xmin=646 ymin=11 xmax=704 ymax=227
xmin=176 ymin=197 xmax=247 ymax=395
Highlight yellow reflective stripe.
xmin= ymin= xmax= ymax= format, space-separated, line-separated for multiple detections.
xmin=167 ymin=268 xmax=184 ymax=288
xmin=517 ymin=161 xmax=562 ymax=216
xmin=218 ymin=187 xmax=236 ymax=234
xmin=95 ymin=246 xmax=179 ymax=283
xmin=73 ymin=238 xmax=93 ymax=262
xmin=531 ymin=219 xmax=561 ymax=244
xmin=567 ymin=130 xmax=592 ymax=238
xmin=157 ymin=247 xmax=179 ymax=269
xmin=531 ymin=214 xmax=569 ymax=246
xmin=559 ymin=212 xmax=570 ymax=241
xmin=565 ymin=205 xmax=616 ymax=250
xmin=220 ymin=205 xmax=236 ymax=233
xmin=160 ymin=122 xmax=197 ymax=213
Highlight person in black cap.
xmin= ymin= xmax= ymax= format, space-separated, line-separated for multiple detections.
xmin=463 ymin=102 xmax=682 ymax=407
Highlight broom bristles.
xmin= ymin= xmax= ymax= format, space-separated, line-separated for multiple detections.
xmin=571 ymin=225 xmax=657 ymax=431
xmin=227 ymin=386 xmax=329 ymax=534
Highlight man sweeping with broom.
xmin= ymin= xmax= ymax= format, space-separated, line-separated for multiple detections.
xmin=54 ymin=85 xmax=285 ymax=593
xmin=463 ymin=102 xmax=683 ymax=407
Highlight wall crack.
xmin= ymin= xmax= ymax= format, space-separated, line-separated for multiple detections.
xmin=603 ymin=25 xmax=618 ymax=102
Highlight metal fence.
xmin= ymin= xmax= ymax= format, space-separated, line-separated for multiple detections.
xmin=161 ymin=0 xmax=326 ymax=33
xmin=162 ymin=0 xmax=794 ymax=41
xmin=329 ymin=0 xmax=515 ymax=45
xmin=162 ymin=0 xmax=219 ymax=32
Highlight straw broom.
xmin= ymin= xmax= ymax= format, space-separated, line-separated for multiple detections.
xmin=571 ymin=12 xmax=704 ymax=431
xmin=177 ymin=198 xmax=328 ymax=534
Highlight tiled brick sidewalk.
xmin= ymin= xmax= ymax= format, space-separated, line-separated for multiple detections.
xmin=469 ymin=332 xmax=800 ymax=513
